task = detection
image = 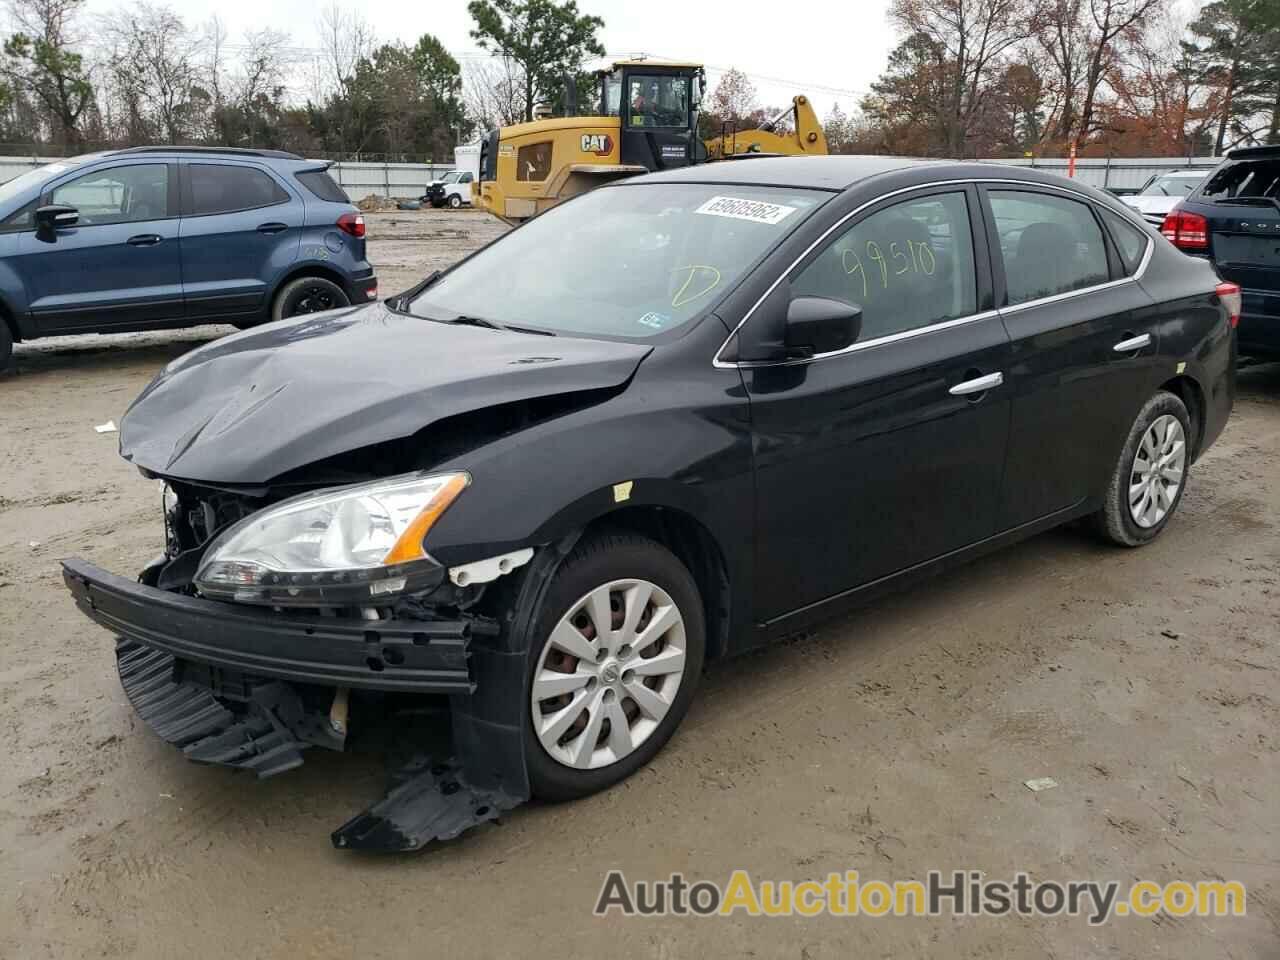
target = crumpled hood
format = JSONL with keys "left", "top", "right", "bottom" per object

{"left": 121, "top": 302, "right": 651, "bottom": 484}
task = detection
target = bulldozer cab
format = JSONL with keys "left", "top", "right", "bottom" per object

{"left": 598, "top": 61, "right": 705, "bottom": 171}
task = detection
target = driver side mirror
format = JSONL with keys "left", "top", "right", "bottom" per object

{"left": 35, "top": 204, "right": 78, "bottom": 243}
{"left": 784, "top": 296, "right": 862, "bottom": 359}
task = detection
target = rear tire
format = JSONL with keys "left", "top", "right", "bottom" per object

{"left": 524, "top": 534, "right": 705, "bottom": 801}
{"left": 271, "top": 276, "right": 350, "bottom": 322}
{"left": 1092, "top": 390, "right": 1192, "bottom": 546}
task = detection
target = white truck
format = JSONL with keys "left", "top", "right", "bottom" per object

{"left": 423, "top": 144, "right": 481, "bottom": 208}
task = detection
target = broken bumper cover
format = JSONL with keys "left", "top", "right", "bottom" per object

{"left": 62, "top": 558, "right": 474, "bottom": 694}
{"left": 63, "top": 557, "right": 532, "bottom": 852}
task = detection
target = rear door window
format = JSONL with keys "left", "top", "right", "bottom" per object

{"left": 987, "top": 191, "right": 1110, "bottom": 305}
{"left": 186, "top": 163, "right": 289, "bottom": 216}
{"left": 792, "top": 191, "right": 978, "bottom": 343}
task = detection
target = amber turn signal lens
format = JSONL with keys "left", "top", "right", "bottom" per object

{"left": 382, "top": 472, "right": 470, "bottom": 565}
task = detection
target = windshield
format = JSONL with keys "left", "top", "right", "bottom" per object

{"left": 441, "top": 171, "right": 461, "bottom": 184}
{"left": 1139, "top": 174, "right": 1201, "bottom": 197}
{"left": 628, "top": 74, "right": 690, "bottom": 128}
{"left": 410, "top": 182, "right": 829, "bottom": 340}
{"left": 0, "top": 159, "right": 86, "bottom": 207}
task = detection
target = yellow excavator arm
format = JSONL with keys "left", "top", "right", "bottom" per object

{"left": 704, "top": 95, "right": 828, "bottom": 160}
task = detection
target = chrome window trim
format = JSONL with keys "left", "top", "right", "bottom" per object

{"left": 730, "top": 310, "right": 1002, "bottom": 369}
{"left": 712, "top": 176, "right": 1156, "bottom": 370}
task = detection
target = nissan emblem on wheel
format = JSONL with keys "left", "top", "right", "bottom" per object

{"left": 61, "top": 156, "right": 1237, "bottom": 852}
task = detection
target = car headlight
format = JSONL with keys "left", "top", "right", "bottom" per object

{"left": 194, "top": 472, "right": 468, "bottom": 606}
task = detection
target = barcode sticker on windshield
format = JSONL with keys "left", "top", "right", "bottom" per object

{"left": 695, "top": 196, "right": 796, "bottom": 225}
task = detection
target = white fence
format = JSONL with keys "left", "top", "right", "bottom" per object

{"left": 0, "top": 155, "right": 455, "bottom": 200}
{"left": 978, "top": 156, "right": 1220, "bottom": 190}
{"left": 0, "top": 153, "right": 1224, "bottom": 200}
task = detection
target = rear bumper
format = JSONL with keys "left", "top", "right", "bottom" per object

{"left": 1238, "top": 289, "right": 1280, "bottom": 357}
{"left": 61, "top": 558, "right": 474, "bottom": 694}
{"left": 349, "top": 267, "right": 378, "bottom": 303}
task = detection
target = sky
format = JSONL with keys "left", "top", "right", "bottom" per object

{"left": 80, "top": 0, "right": 898, "bottom": 123}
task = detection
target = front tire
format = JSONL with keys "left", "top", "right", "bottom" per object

{"left": 1092, "top": 390, "right": 1192, "bottom": 546}
{"left": 0, "top": 323, "right": 12, "bottom": 372}
{"left": 447, "top": 194, "right": 463, "bottom": 209}
{"left": 524, "top": 534, "right": 705, "bottom": 801}
{"left": 271, "top": 276, "right": 350, "bottom": 322}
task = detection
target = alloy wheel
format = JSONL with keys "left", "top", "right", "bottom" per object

{"left": 293, "top": 285, "right": 336, "bottom": 315}
{"left": 1129, "top": 413, "right": 1186, "bottom": 528}
{"left": 531, "top": 578, "right": 687, "bottom": 770}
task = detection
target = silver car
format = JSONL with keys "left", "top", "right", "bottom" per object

{"left": 1121, "top": 170, "right": 1208, "bottom": 225}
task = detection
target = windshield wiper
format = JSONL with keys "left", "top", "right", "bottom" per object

{"left": 449, "top": 314, "right": 508, "bottom": 331}
{"left": 448, "top": 315, "right": 556, "bottom": 336}
{"left": 387, "top": 271, "right": 440, "bottom": 313}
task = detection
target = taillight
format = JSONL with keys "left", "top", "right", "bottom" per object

{"left": 336, "top": 212, "right": 365, "bottom": 238}
{"left": 1160, "top": 209, "right": 1208, "bottom": 250}
{"left": 1216, "top": 281, "right": 1241, "bottom": 328}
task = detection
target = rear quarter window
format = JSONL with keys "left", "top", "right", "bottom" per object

{"left": 296, "top": 169, "right": 350, "bottom": 204}
{"left": 1098, "top": 207, "right": 1150, "bottom": 275}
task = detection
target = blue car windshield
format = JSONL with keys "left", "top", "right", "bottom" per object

{"left": 0, "top": 158, "right": 92, "bottom": 209}
{"left": 409, "top": 182, "right": 830, "bottom": 341}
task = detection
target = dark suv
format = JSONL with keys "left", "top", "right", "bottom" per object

{"left": 1162, "top": 145, "right": 1280, "bottom": 359}
{"left": 0, "top": 146, "right": 377, "bottom": 369}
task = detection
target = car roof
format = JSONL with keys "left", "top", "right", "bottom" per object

{"left": 100, "top": 146, "right": 304, "bottom": 162}
{"left": 629, "top": 155, "right": 943, "bottom": 191}
{"left": 624, "top": 155, "right": 1124, "bottom": 197}
{"left": 1225, "top": 144, "right": 1280, "bottom": 160}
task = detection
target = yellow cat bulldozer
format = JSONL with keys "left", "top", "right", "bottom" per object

{"left": 473, "top": 59, "right": 828, "bottom": 224}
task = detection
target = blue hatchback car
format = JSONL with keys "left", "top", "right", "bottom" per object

{"left": 0, "top": 146, "right": 377, "bottom": 369}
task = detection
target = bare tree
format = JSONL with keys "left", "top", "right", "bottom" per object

{"left": 889, "top": 0, "right": 1033, "bottom": 157}
{"left": 202, "top": 14, "right": 227, "bottom": 116}
{"left": 313, "top": 1, "right": 374, "bottom": 151}
{"left": 101, "top": 3, "right": 204, "bottom": 144}
{"left": 1105, "top": 11, "right": 1215, "bottom": 154}
{"left": 462, "top": 57, "right": 525, "bottom": 130}
{"left": 315, "top": 1, "right": 374, "bottom": 100}
{"left": 707, "top": 68, "right": 760, "bottom": 124}
{"left": 1036, "top": 0, "right": 1163, "bottom": 146}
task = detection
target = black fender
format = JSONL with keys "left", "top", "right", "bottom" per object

{"left": 424, "top": 382, "right": 757, "bottom": 653}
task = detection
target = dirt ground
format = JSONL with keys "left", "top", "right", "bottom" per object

{"left": 1, "top": 210, "right": 1277, "bottom": 958}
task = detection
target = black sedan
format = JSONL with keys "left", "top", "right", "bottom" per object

{"left": 63, "top": 156, "right": 1237, "bottom": 851}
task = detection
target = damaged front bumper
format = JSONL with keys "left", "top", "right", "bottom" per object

{"left": 62, "top": 557, "right": 530, "bottom": 852}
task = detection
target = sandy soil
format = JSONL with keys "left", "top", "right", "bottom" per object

{"left": 1, "top": 210, "right": 1277, "bottom": 958}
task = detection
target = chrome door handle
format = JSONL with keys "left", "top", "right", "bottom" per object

{"left": 950, "top": 372, "right": 1004, "bottom": 396}
{"left": 1113, "top": 333, "right": 1151, "bottom": 352}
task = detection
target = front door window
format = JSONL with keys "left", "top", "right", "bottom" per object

{"left": 50, "top": 164, "right": 170, "bottom": 225}
{"left": 791, "top": 191, "right": 978, "bottom": 344}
